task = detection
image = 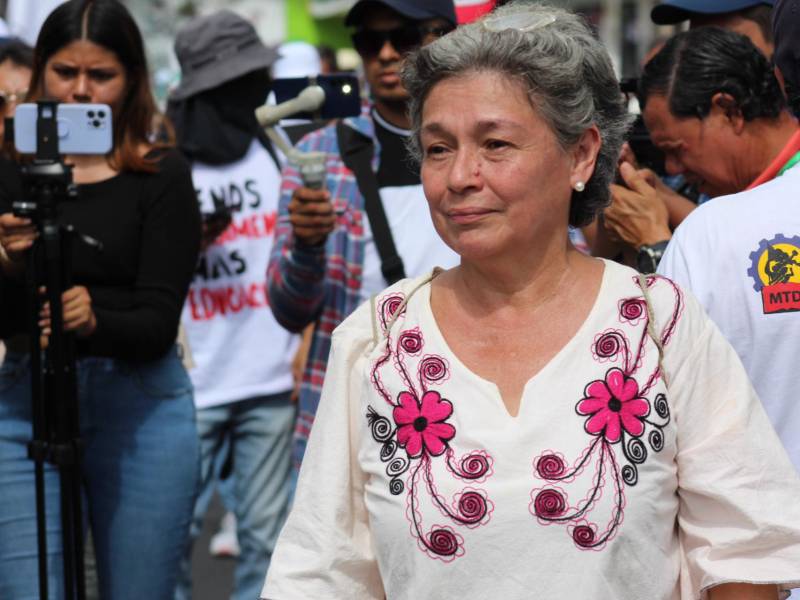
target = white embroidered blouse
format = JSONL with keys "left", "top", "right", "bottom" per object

{"left": 262, "top": 260, "right": 800, "bottom": 600}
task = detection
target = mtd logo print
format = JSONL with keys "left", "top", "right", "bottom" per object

{"left": 747, "top": 234, "right": 800, "bottom": 314}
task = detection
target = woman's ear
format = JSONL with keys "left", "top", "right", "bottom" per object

{"left": 571, "top": 124, "right": 601, "bottom": 188}
{"left": 709, "top": 92, "right": 745, "bottom": 134}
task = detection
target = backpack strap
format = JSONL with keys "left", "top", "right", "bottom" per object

{"left": 336, "top": 121, "right": 406, "bottom": 285}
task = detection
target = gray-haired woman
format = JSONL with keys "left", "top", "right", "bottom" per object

{"left": 260, "top": 4, "right": 800, "bottom": 599}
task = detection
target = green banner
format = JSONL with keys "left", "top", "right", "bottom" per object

{"left": 286, "top": 0, "right": 353, "bottom": 48}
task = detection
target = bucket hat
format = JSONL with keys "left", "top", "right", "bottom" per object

{"left": 171, "top": 10, "right": 278, "bottom": 101}
{"left": 651, "top": 0, "right": 773, "bottom": 24}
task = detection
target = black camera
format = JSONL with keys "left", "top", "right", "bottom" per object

{"left": 619, "top": 77, "right": 666, "bottom": 177}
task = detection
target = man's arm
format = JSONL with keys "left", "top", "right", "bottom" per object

{"left": 267, "top": 165, "right": 336, "bottom": 333}
{"left": 709, "top": 583, "right": 779, "bottom": 599}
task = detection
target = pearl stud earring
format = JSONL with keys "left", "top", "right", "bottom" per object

{"left": 574, "top": 181, "right": 585, "bottom": 192}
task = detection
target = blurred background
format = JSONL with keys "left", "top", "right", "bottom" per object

{"left": 0, "top": 0, "right": 677, "bottom": 104}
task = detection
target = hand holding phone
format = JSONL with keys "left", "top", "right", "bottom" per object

{"left": 287, "top": 186, "right": 336, "bottom": 246}
{"left": 605, "top": 162, "right": 671, "bottom": 249}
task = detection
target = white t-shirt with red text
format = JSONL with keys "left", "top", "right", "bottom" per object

{"left": 182, "top": 139, "right": 298, "bottom": 409}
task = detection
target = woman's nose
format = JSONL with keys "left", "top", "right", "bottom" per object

{"left": 71, "top": 74, "right": 91, "bottom": 102}
{"left": 447, "top": 148, "right": 482, "bottom": 193}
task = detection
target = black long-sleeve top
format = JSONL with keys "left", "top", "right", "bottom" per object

{"left": 0, "top": 149, "right": 201, "bottom": 362}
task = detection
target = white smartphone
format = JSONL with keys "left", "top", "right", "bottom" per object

{"left": 14, "top": 103, "right": 113, "bottom": 155}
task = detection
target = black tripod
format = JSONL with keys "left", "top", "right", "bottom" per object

{"left": 14, "top": 101, "right": 90, "bottom": 600}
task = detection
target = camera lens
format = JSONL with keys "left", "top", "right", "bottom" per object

{"left": 88, "top": 110, "right": 95, "bottom": 118}
{"left": 93, "top": 119, "right": 101, "bottom": 128}
{"left": 98, "top": 110, "right": 106, "bottom": 118}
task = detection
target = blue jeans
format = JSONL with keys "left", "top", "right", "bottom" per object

{"left": 175, "top": 393, "right": 295, "bottom": 600}
{"left": 0, "top": 348, "right": 200, "bottom": 600}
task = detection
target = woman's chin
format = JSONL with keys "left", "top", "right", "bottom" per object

{"left": 441, "top": 236, "right": 510, "bottom": 264}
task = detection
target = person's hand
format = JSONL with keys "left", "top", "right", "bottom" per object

{"left": 287, "top": 187, "right": 335, "bottom": 246}
{"left": 0, "top": 212, "right": 38, "bottom": 265}
{"left": 605, "top": 162, "right": 672, "bottom": 249}
{"left": 39, "top": 285, "right": 97, "bottom": 348}
{"left": 618, "top": 142, "right": 640, "bottom": 171}
{"left": 200, "top": 212, "right": 232, "bottom": 252}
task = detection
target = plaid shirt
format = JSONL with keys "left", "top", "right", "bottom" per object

{"left": 267, "top": 106, "right": 381, "bottom": 468}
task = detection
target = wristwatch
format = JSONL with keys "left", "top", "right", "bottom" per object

{"left": 636, "top": 240, "right": 670, "bottom": 274}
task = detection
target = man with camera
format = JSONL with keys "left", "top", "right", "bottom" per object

{"left": 600, "top": 0, "right": 778, "bottom": 270}
{"left": 655, "top": 6, "right": 800, "bottom": 475}
{"left": 266, "top": 0, "right": 460, "bottom": 470}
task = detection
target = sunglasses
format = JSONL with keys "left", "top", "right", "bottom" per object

{"left": 351, "top": 24, "right": 452, "bottom": 57}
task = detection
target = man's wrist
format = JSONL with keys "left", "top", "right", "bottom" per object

{"left": 636, "top": 239, "right": 670, "bottom": 274}
{"left": 637, "top": 225, "right": 672, "bottom": 248}
{"left": 294, "top": 234, "right": 328, "bottom": 250}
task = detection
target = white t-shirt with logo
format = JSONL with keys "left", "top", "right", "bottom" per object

{"left": 658, "top": 165, "right": 800, "bottom": 473}
{"left": 182, "top": 139, "right": 298, "bottom": 409}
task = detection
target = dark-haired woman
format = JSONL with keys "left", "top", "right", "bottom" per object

{"left": 0, "top": 1, "right": 201, "bottom": 598}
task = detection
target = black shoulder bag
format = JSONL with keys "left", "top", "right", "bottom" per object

{"left": 336, "top": 121, "right": 406, "bottom": 285}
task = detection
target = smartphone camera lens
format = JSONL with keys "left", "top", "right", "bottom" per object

{"left": 88, "top": 110, "right": 95, "bottom": 118}
{"left": 92, "top": 119, "right": 101, "bottom": 128}
{"left": 98, "top": 110, "right": 106, "bottom": 119}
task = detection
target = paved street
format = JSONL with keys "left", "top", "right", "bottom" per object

{"left": 191, "top": 493, "right": 236, "bottom": 600}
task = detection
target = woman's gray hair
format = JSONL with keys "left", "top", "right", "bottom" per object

{"left": 402, "top": 1, "right": 633, "bottom": 227}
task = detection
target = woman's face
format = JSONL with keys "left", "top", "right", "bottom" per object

{"left": 420, "top": 71, "right": 581, "bottom": 262}
{"left": 43, "top": 39, "right": 127, "bottom": 114}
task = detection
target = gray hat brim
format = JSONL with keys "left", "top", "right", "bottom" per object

{"left": 170, "top": 43, "right": 279, "bottom": 102}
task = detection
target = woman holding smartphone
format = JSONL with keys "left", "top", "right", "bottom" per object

{"left": 0, "top": 1, "right": 201, "bottom": 598}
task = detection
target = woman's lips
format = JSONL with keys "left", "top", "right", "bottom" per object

{"left": 447, "top": 208, "right": 494, "bottom": 224}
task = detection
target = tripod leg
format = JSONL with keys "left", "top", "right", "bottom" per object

{"left": 26, "top": 244, "right": 50, "bottom": 600}
{"left": 34, "top": 462, "right": 49, "bottom": 600}
{"left": 58, "top": 460, "right": 85, "bottom": 600}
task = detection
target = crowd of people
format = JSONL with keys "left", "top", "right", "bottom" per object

{"left": 0, "top": 0, "right": 800, "bottom": 598}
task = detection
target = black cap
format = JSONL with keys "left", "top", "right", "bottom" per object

{"left": 345, "top": 0, "right": 457, "bottom": 28}
{"left": 651, "top": 0, "right": 773, "bottom": 24}
{"left": 773, "top": 0, "right": 800, "bottom": 89}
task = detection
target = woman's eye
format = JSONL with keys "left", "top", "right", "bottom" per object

{"left": 89, "top": 70, "right": 116, "bottom": 82}
{"left": 425, "top": 144, "right": 449, "bottom": 158}
{"left": 53, "top": 66, "right": 78, "bottom": 78}
{"left": 485, "top": 139, "right": 510, "bottom": 150}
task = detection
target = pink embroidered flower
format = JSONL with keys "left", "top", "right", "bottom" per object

{"left": 394, "top": 390, "right": 455, "bottom": 457}
{"left": 577, "top": 368, "right": 649, "bottom": 443}
{"left": 618, "top": 298, "right": 646, "bottom": 325}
